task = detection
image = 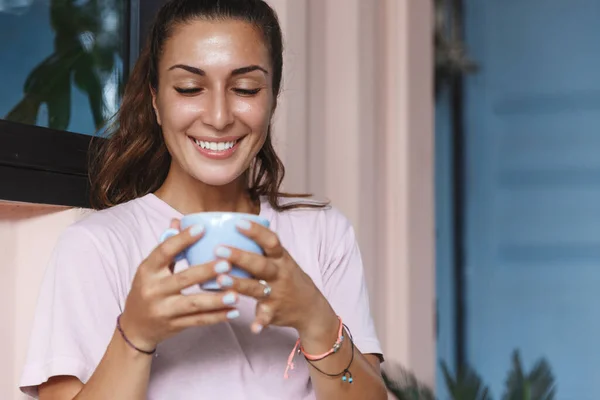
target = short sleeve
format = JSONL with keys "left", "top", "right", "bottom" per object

{"left": 19, "top": 225, "right": 122, "bottom": 398}
{"left": 321, "top": 211, "right": 384, "bottom": 360}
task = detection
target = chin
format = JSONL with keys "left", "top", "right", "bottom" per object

{"left": 189, "top": 167, "right": 247, "bottom": 188}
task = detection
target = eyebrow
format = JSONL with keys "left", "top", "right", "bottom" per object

{"left": 168, "top": 64, "right": 269, "bottom": 76}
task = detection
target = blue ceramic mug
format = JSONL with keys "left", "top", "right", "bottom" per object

{"left": 159, "top": 212, "right": 270, "bottom": 290}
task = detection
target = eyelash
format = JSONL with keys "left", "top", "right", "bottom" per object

{"left": 235, "top": 88, "right": 261, "bottom": 96}
{"left": 174, "top": 87, "right": 202, "bottom": 95}
{"left": 173, "top": 87, "right": 261, "bottom": 96}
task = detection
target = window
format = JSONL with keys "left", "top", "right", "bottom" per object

{"left": 0, "top": 0, "right": 141, "bottom": 207}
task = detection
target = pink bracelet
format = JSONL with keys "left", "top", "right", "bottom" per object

{"left": 284, "top": 316, "right": 344, "bottom": 379}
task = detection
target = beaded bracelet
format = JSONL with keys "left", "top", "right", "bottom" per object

{"left": 284, "top": 316, "right": 355, "bottom": 383}
{"left": 116, "top": 314, "right": 156, "bottom": 355}
{"left": 284, "top": 316, "right": 343, "bottom": 379}
{"left": 305, "top": 325, "right": 355, "bottom": 383}
{"left": 300, "top": 316, "right": 344, "bottom": 361}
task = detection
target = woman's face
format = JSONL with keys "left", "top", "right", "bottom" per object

{"left": 152, "top": 19, "right": 274, "bottom": 187}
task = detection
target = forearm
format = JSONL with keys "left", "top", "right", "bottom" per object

{"left": 298, "top": 313, "right": 387, "bottom": 400}
{"left": 73, "top": 330, "right": 152, "bottom": 400}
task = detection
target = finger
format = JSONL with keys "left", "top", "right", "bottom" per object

{"left": 214, "top": 246, "right": 278, "bottom": 280}
{"left": 146, "top": 223, "right": 205, "bottom": 271}
{"left": 169, "top": 218, "right": 181, "bottom": 230}
{"left": 167, "top": 290, "right": 239, "bottom": 317}
{"left": 235, "top": 220, "right": 285, "bottom": 258}
{"left": 170, "top": 308, "right": 241, "bottom": 330}
{"left": 162, "top": 260, "right": 231, "bottom": 294}
{"left": 251, "top": 302, "right": 273, "bottom": 334}
{"left": 167, "top": 219, "right": 182, "bottom": 273}
{"left": 220, "top": 276, "right": 272, "bottom": 300}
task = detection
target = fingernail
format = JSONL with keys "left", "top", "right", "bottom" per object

{"left": 227, "top": 310, "right": 240, "bottom": 319}
{"left": 252, "top": 323, "right": 264, "bottom": 334}
{"left": 222, "top": 293, "right": 237, "bottom": 305}
{"left": 214, "top": 261, "right": 230, "bottom": 274}
{"left": 215, "top": 246, "right": 232, "bottom": 258}
{"left": 190, "top": 224, "right": 204, "bottom": 236}
{"left": 218, "top": 275, "right": 234, "bottom": 288}
{"left": 236, "top": 219, "right": 252, "bottom": 230}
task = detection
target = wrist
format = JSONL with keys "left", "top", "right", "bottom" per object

{"left": 117, "top": 313, "right": 157, "bottom": 354}
{"left": 296, "top": 305, "right": 339, "bottom": 352}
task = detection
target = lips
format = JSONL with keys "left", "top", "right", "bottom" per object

{"left": 188, "top": 135, "right": 244, "bottom": 160}
{"left": 192, "top": 137, "right": 239, "bottom": 152}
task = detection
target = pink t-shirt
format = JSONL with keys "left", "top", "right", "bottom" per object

{"left": 20, "top": 194, "right": 382, "bottom": 399}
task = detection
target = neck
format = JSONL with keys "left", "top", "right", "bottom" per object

{"left": 154, "top": 165, "right": 259, "bottom": 215}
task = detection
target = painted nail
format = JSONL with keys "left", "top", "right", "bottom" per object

{"left": 190, "top": 224, "right": 204, "bottom": 236}
{"left": 222, "top": 293, "right": 237, "bottom": 305}
{"left": 214, "top": 261, "right": 230, "bottom": 274}
{"left": 227, "top": 310, "right": 240, "bottom": 319}
{"left": 251, "top": 323, "right": 264, "bottom": 334}
{"left": 219, "top": 275, "right": 234, "bottom": 288}
{"left": 215, "top": 246, "right": 232, "bottom": 258}
{"left": 236, "top": 219, "right": 252, "bottom": 230}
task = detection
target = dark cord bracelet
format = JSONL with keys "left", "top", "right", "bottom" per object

{"left": 116, "top": 314, "right": 156, "bottom": 355}
{"left": 304, "top": 324, "right": 355, "bottom": 383}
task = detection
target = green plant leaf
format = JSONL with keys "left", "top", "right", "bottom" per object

{"left": 4, "top": 96, "right": 42, "bottom": 126}
{"left": 5, "top": 48, "right": 79, "bottom": 125}
{"left": 46, "top": 74, "right": 71, "bottom": 130}
{"left": 441, "top": 361, "right": 492, "bottom": 400}
{"left": 502, "top": 350, "right": 556, "bottom": 400}
{"left": 527, "top": 360, "right": 556, "bottom": 400}
{"left": 382, "top": 364, "right": 436, "bottom": 400}
{"left": 5, "top": 0, "right": 126, "bottom": 131}
{"left": 74, "top": 54, "right": 106, "bottom": 129}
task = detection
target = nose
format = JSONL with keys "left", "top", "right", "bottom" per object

{"left": 201, "top": 89, "right": 235, "bottom": 131}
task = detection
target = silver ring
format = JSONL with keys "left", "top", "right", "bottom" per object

{"left": 258, "top": 280, "right": 272, "bottom": 298}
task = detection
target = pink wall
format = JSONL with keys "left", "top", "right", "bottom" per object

{"left": 0, "top": 1, "right": 435, "bottom": 398}
{"left": 270, "top": 0, "right": 436, "bottom": 385}
{"left": 0, "top": 203, "right": 89, "bottom": 399}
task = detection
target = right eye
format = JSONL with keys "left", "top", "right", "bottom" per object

{"left": 174, "top": 87, "right": 203, "bottom": 95}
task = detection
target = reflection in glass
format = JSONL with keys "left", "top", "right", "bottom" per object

{"left": 0, "top": 0, "right": 127, "bottom": 135}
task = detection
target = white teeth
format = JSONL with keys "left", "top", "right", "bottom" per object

{"left": 193, "top": 139, "right": 237, "bottom": 151}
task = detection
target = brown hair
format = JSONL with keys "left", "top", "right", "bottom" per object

{"left": 89, "top": 0, "right": 326, "bottom": 211}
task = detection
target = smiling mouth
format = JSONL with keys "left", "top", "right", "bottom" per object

{"left": 188, "top": 135, "right": 245, "bottom": 160}
{"left": 191, "top": 137, "right": 241, "bottom": 152}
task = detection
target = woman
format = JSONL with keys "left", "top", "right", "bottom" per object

{"left": 20, "top": 0, "right": 386, "bottom": 399}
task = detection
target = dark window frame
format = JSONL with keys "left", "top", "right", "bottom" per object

{"left": 0, "top": 0, "right": 160, "bottom": 208}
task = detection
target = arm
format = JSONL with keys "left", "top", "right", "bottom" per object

{"left": 39, "top": 331, "right": 152, "bottom": 400}
{"left": 217, "top": 217, "right": 387, "bottom": 400}
{"left": 297, "top": 301, "right": 387, "bottom": 400}
{"left": 29, "top": 221, "right": 237, "bottom": 400}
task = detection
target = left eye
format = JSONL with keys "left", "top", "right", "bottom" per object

{"left": 234, "top": 88, "right": 261, "bottom": 96}
{"left": 175, "top": 87, "right": 202, "bottom": 95}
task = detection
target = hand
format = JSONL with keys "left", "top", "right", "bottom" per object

{"left": 213, "top": 220, "right": 338, "bottom": 340}
{"left": 119, "top": 219, "right": 240, "bottom": 352}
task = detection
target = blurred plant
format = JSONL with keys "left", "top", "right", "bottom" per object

{"left": 5, "top": 0, "right": 124, "bottom": 131}
{"left": 383, "top": 363, "right": 436, "bottom": 400}
{"left": 441, "top": 361, "right": 491, "bottom": 400}
{"left": 434, "top": 0, "right": 478, "bottom": 97}
{"left": 501, "top": 351, "right": 556, "bottom": 400}
{"left": 383, "top": 350, "right": 556, "bottom": 400}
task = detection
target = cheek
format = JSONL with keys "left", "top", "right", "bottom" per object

{"left": 232, "top": 98, "right": 272, "bottom": 131}
{"left": 159, "top": 97, "right": 202, "bottom": 132}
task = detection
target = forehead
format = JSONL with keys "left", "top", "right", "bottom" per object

{"left": 161, "top": 19, "right": 270, "bottom": 70}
